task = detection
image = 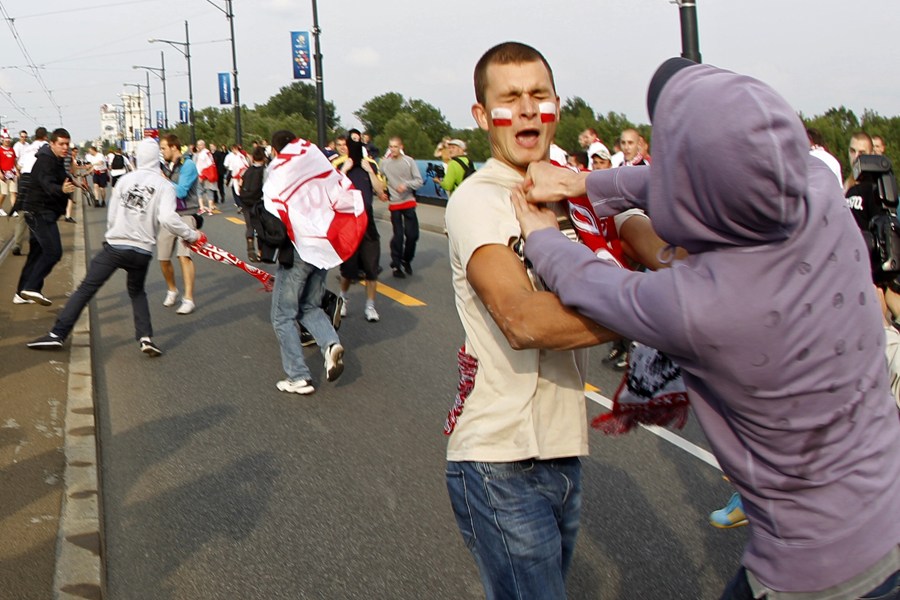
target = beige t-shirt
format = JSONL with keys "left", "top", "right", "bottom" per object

{"left": 444, "top": 158, "right": 589, "bottom": 462}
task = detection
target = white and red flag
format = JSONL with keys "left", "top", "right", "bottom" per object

{"left": 539, "top": 102, "right": 557, "bottom": 123}
{"left": 491, "top": 107, "right": 513, "bottom": 127}
{"left": 195, "top": 148, "right": 218, "bottom": 182}
{"left": 263, "top": 138, "right": 367, "bottom": 270}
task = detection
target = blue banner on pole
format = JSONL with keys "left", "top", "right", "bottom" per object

{"left": 218, "top": 72, "right": 232, "bottom": 105}
{"left": 156, "top": 110, "right": 164, "bottom": 128}
{"left": 179, "top": 101, "right": 188, "bottom": 124}
{"left": 291, "top": 31, "right": 311, "bottom": 80}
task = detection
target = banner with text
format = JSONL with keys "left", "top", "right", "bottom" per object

{"left": 291, "top": 31, "right": 311, "bottom": 80}
{"left": 156, "top": 110, "right": 164, "bottom": 129}
{"left": 179, "top": 101, "right": 188, "bottom": 124}
{"left": 218, "top": 72, "right": 232, "bottom": 105}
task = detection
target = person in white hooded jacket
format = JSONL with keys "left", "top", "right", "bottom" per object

{"left": 26, "top": 138, "right": 205, "bottom": 356}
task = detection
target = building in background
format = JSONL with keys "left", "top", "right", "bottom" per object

{"left": 120, "top": 91, "right": 145, "bottom": 155}
{"left": 99, "top": 103, "right": 121, "bottom": 149}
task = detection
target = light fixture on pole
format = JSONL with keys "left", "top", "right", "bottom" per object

{"left": 206, "top": 0, "right": 241, "bottom": 145}
{"left": 150, "top": 21, "right": 195, "bottom": 143}
{"left": 134, "top": 51, "right": 167, "bottom": 128}
{"left": 671, "top": 0, "right": 701, "bottom": 63}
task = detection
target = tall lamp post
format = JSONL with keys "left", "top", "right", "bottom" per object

{"left": 134, "top": 51, "right": 168, "bottom": 129}
{"left": 205, "top": 0, "right": 241, "bottom": 145}
{"left": 674, "top": 0, "right": 701, "bottom": 63}
{"left": 311, "top": 0, "right": 326, "bottom": 147}
{"left": 150, "top": 21, "right": 195, "bottom": 144}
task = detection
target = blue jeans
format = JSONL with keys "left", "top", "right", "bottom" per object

{"left": 719, "top": 567, "right": 900, "bottom": 600}
{"left": 52, "top": 244, "right": 152, "bottom": 341}
{"left": 271, "top": 249, "right": 340, "bottom": 382}
{"left": 389, "top": 207, "right": 418, "bottom": 268}
{"left": 18, "top": 210, "right": 63, "bottom": 293}
{"left": 446, "top": 457, "right": 582, "bottom": 600}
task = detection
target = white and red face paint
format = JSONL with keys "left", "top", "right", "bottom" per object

{"left": 491, "top": 107, "right": 513, "bottom": 127}
{"left": 539, "top": 102, "right": 557, "bottom": 123}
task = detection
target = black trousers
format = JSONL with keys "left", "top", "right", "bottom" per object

{"left": 389, "top": 207, "right": 419, "bottom": 268}
{"left": 51, "top": 243, "right": 153, "bottom": 341}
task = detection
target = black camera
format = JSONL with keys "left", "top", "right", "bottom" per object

{"left": 853, "top": 154, "right": 900, "bottom": 283}
{"left": 425, "top": 162, "right": 445, "bottom": 180}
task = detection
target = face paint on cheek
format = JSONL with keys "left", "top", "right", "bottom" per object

{"left": 539, "top": 102, "right": 557, "bottom": 123}
{"left": 491, "top": 108, "right": 513, "bottom": 127}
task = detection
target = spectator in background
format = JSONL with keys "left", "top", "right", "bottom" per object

{"left": 194, "top": 140, "right": 218, "bottom": 215}
{"left": 873, "top": 135, "right": 886, "bottom": 156}
{"left": 0, "top": 131, "right": 17, "bottom": 217}
{"left": 589, "top": 144, "right": 613, "bottom": 170}
{"left": 223, "top": 144, "right": 248, "bottom": 209}
{"left": 844, "top": 131, "right": 873, "bottom": 194}
{"left": 211, "top": 142, "right": 227, "bottom": 204}
{"left": 86, "top": 146, "right": 109, "bottom": 207}
{"left": 439, "top": 139, "right": 475, "bottom": 195}
{"left": 238, "top": 145, "right": 267, "bottom": 262}
{"left": 806, "top": 127, "right": 842, "bottom": 187}
{"left": 381, "top": 135, "right": 424, "bottom": 278}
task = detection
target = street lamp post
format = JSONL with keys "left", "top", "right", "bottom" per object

{"left": 311, "top": 0, "right": 326, "bottom": 147}
{"left": 150, "top": 20, "right": 195, "bottom": 144}
{"left": 206, "top": 0, "right": 242, "bottom": 145}
{"left": 134, "top": 51, "right": 168, "bottom": 129}
{"left": 674, "top": 0, "right": 702, "bottom": 63}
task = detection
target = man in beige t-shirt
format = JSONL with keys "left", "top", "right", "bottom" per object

{"left": 443, "top": 42, "right": 616, "bottom": 600}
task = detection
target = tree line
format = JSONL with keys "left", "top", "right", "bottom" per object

{"left": 163, "top": 81, "right": 898, "bottom": 176}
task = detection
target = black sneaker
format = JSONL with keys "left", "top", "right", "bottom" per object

{"left": 64, "top": 216, "right": 76, "bottom": 223}
{"left": 401, "top": 261, "right": 412, "bottom": 275}
{"left": 392, "top": 267, "right": 406, "bottom": 279}
{"left": 299, "top": 327, "right": 316, "bottom": 347}
{"left": 27, "top": 332, "right": 63, "bottom": 350}
{"left": 11, "top": 246, "right": 21, "bottom": 256}
{"left": 140, "top": 338, "right": 162, "bottom": 357}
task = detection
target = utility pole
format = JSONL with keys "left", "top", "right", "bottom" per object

{"left": 150, "top": 21, "right": 194, "bottom": 143}
{"left": 311, "top": 0, "right": 326, "bottom": 147}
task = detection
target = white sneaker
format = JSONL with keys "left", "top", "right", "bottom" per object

{"left": 13, "top": 293, "right": 35, "bottom": 305}
{"left": 325, "top": 343, "right": 344, "bottom": 382}
{"left": 0, "top": 209, "right": 7, "bottom": 217}
{"left": 340, "top": 298, "right": 348, "bottom": 317}
{"left": 276, "top": 378, "right": 315, "bottom": 395}
{"left": 364, "top": 305, "right": 380, "bottom": 322}
{"left": 176, "top": 299, "right": 195, "bottom": 315}
{"left": 163, "top": 290, "right": 179, "bottom": 307}
{"left": 20, "top": 290, "right": 52, "bottom": 305}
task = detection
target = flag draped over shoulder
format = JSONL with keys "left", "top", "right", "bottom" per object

{"left": 196, "top": 148, "right": 218, "bottom": 182}
{"left": 262, "top": 138, "right": 367, "bottom": 269}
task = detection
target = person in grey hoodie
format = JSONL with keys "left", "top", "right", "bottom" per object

{"left": 513, "top": 59, "right": 900, "bottom": 599}
{"left": 27, "top": 138, "right": 204, "bottom": 356}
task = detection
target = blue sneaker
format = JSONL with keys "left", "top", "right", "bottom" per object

{"left": 709, "top": 492, "right": 748, "bottom": 528}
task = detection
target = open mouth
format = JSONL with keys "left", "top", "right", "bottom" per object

{"left": 515, "top": 128, "right": 540, "bottom": 148}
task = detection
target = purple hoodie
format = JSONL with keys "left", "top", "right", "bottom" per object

{"left": 525, "top": 63, "right": 900, "bottom": 592}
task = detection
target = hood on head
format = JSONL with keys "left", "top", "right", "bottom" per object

{"left": 646, "top": 62, "right": 809, "bottom": 253}
{"left": 136, "top": 139, "right": 160, "bottom": 170}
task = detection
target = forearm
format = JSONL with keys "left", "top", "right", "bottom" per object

{"left": 586, "top": 166, "right": 651, "bottom": 216}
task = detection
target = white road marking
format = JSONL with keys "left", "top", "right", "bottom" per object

{"left": 585, "top": 390, "right": 722, "bottom": 471}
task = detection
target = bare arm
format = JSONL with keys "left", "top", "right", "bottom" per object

{"left": 618, "top": 215, "right": 688, "bottom": 270}
{"left": 466, "top": 243, "right": 617, "bottom": 351}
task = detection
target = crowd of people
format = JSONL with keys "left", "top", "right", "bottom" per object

{"left": 6, "top": 38, "right": 900, "bottom": 600}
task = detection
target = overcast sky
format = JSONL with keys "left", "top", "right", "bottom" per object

{"left": 1, "top": 0, "right": 898, "bottom": 145}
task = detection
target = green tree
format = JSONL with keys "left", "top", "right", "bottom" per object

{"left": 354, "top": 92, "right": 404, "bottom": 137}
{"left": 255, "top": 81, "right": 338, "bottom": 133}
{"left": 375, "top": 113, "right": 434, "bottom": 159}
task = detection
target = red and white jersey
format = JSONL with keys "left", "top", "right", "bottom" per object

{"left": 0, "top": 146, "right": 16, "bottom": 174}
{"left": 263, "top": 137, "right": 367, "bottom": 270}
{"left": 195, "top": 148, "right": 217, "bottom": 182}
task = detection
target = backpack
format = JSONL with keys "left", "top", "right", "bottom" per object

{"left": 111, "top": 154, "right": 125, "bottom": 170}
{"left": 248, "top": 202, "right": 292, "bottom": 266}
{"left": 452, "top": 156, "right": 476, "bottom": 181}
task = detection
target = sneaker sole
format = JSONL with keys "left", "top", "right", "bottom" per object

{"left": 276, "top": 381, "right": 315, "bottom": 395}
{"left": 20, "top": 291, "right": 52, "bottom": 306}
{"left": 27, "top": 342, "right": 63, "bottom": 350}
{"left": 325, "top": 346, "right": 344, "bottom": 382}
{"left": 142, "top": 347, "right": 162, "bottom": 357}
{"left": 709, "top": 518, "right": 748, "bottom": 529}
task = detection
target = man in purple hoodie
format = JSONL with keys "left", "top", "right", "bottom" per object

{"left": 513, "top": 59, "right": 900, "bottom": 598}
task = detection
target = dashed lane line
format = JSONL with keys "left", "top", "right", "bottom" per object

{"left": 225, "top": 217, "right": 245, "bottom": 225}
{"left": 360, "top": 280, "right": 426, "bottom": 307}
{"left": 584, "top": 387, "right": 722, "bottom": 472}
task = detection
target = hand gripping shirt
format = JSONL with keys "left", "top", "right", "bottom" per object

{"left": 444, "top": 158, "right": 588, "bottom": 463}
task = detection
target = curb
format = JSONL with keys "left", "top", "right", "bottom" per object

{"left": 53, "top": 203, "right": 103, "bottom": 600}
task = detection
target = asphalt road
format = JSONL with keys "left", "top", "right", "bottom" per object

{"left": 82, "top": 201, "right": 747, "bottom": 599}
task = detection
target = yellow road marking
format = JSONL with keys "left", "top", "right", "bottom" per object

{"left": 585, "top": 383, "right": 600, "bottom": 393}
{"left": 225, "top": 217, "right": 244, "bottom": 225}
{"left": 361, "top": 280, "right": 426, "bottom": 307}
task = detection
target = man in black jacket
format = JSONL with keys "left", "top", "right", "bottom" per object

{"left": 15, "top": 128, "right": 76, "bottom": 306}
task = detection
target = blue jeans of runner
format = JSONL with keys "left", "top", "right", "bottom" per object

{"left": 51, "top": 244, "right": 153, "bottom": 341}
{"left": 446, "top": 457, "right": 582, "bottom": 600}
{"left": 271, "top": 249, "right": 340, "bottom": 382}
{"left": 389, "top": 207, "right": 419, "bottom": 269}
{"left": 18, "top": 210, "right": 63, "bottom": 294}
{"left": 719, "top": 567, "right": 900, "bottom": 600}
